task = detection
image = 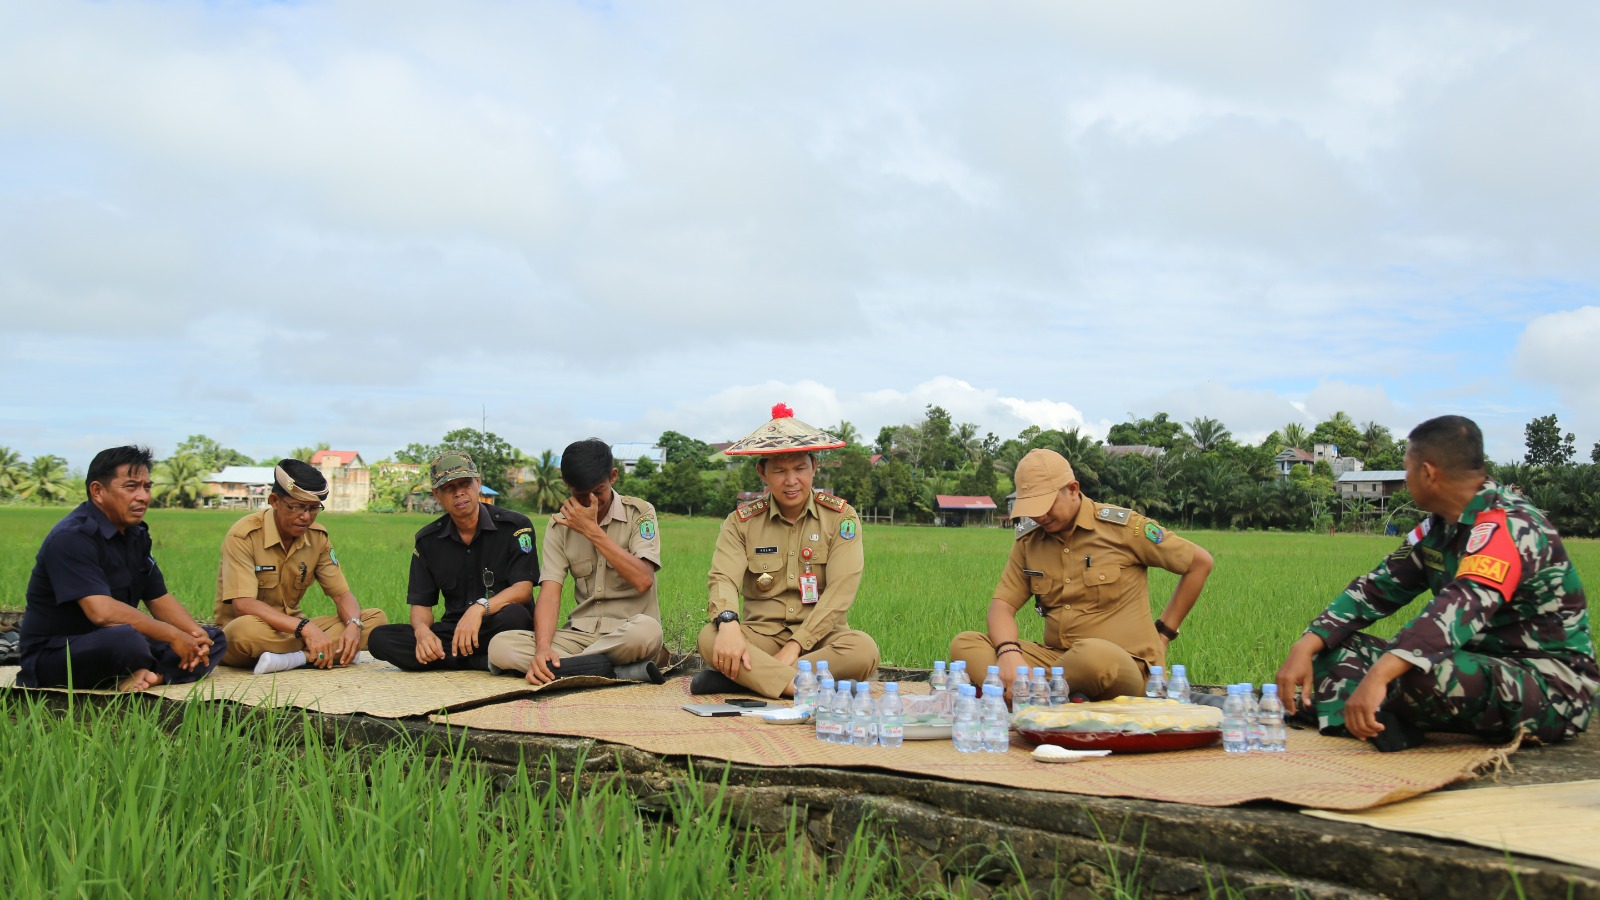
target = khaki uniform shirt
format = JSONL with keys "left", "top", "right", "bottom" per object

{"left": 995, "top": 497, "right": 1197, "bottom": 668}
{"left": 708, "top": 491, "right": 864, "bottom": 652}
{"left": 541, "top": 492, "right": 661, "bottom": 633}
{"left": 214, "top": 508, "right": 351, "bottom": 625}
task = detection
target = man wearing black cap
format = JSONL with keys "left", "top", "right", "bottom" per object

{"left": 367, "top": 451, "right": 536, "bottom": 671}
{"left": 214, "top": 459, "right": 390, "bottom": 674}
{"left": 18, "top": 445, "right": 225, "bottom": 691}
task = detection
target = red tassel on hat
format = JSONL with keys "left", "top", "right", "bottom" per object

{"left": 771, "top": 403, "right": 794, "bottom": 418}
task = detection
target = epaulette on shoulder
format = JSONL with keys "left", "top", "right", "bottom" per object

{"left": 815, "top": 491, "right": 847, "bottom": 512}
{"left": 736, "top": 498, "right": 769, "bottom": 522}
{"left": 621, "top": 494, "right": 655, "bottom": 514}
{"left": 1094, "top": 505, "right": 1131, "bottom": 526}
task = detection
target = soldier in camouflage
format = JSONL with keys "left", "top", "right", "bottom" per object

{"left": 1276, "top": 415, "right": 1597, "bottom": 747}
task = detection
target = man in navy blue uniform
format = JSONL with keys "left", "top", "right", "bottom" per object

{"left": 18, "top": 445, "right": 225, "bottom": 691}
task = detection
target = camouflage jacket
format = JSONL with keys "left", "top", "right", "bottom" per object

{"left": 1308, "top": 480, "right": 1597, "bottom": 688}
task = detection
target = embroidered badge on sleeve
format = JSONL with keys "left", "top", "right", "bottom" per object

{"left": 1454, "top": 510, "right": 1522, "bottom": 600}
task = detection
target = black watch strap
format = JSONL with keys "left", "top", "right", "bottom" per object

{"left": 1154, "top": 619, "right": 1179, "bottom": 640}
{"left": 713, "top": 610, "right": 740, "bottom": 626}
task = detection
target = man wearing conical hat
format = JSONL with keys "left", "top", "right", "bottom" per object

{"left": 214, "top": 459, "right": 390, "bottom": 674}
{"left": 695, "top": 404, "right": 879, "bottom": 697}
{"left": 950, "top": 448, "right": 1214, "bottom": 703}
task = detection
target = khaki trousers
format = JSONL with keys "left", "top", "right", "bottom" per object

{"left": 948, "top": 631, "right": 1146, "bottom": 701}
{"left": 220, "top": 608, "right": 389, "bottom": 668}
{"left": 486, "top": 615, "right": 664, "bottom": 675}
{"left": 696, "top": 623, "right": 879, "bottom": 699}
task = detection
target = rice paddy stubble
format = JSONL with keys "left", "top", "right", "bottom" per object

{"left": 1, "top": 507, "right": 1595, "bottom": 685}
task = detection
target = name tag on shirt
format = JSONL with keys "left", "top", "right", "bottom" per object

{"left": 1022, "top": 569, "right": 1044, "bottom": 577}
{"left": 255, "top": 565, "right": 276, "bottom": 572}
{"left": 755, "top": 546, "right": 779, "bottom": 555}
{"left": 800, "top": 572, "right": 819, "bottom": 604}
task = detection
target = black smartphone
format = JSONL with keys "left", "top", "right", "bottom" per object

{"left": 726, "top": 699, "right": 767, "bottom": 708}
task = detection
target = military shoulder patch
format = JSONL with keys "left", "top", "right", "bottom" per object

{"left": 1454, "top": 509, "right": 1522, "bottom": 600}
{"left": 1096, "top": 506, "right": 1131, "bottom": 525}
{"left": 736, "top": 498, "right": 769, "bottom": 522}
{"left": 815, "top": 492, "right": 847, "bottom": 512}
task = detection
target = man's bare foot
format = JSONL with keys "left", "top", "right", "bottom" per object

{"left": 117, "top": 669, "right": 165, "bottom": 692}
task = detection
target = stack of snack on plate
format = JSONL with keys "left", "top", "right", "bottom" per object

{"left": 1012, "top": 696, "right": 1223, "bottom": 753}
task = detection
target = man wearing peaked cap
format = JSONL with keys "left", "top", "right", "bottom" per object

{"left": 950, "top": 448, "right": 1214, "bottom": 703}
{"left": 367, "top": 451, "right": 536, "bottom": 671}
{"left": 695, "top": 404, "right": 879, "bottom": 698}
{"left": 214, "top": 459, "right": 389, "bottom": 674}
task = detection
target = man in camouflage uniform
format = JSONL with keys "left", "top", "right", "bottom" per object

{"left": 1276, "top": 415, "right": 1597, "bottom": 747}
{"left": 695, "top": 404, "right": 879, "bottom": 698}
{"left": 950, "top": 448, "right": 1214, "bottom": 702}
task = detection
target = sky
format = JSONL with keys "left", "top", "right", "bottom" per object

{"left": 4, "top": 0, "right": 1599, "bottom": 472}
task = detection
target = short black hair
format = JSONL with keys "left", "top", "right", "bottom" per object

{"left": 756, "top": 451, "right": 815, "bottom": 473}
{"left": 271, "top": 458, "right": 328, "bottom": 497}
{"left": 86, "top": 446, "right": 154, "bottom": 499}
{"left": 561, "top": 439, "right": 615, "bottom": 490}
{"left": 1407, "top": 415, "right": 1485, "bottom": 475}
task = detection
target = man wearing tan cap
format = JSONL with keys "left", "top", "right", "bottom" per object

{"left": 950, "top": 448, "right": 1214, "bottom": 702}
{"left": 366, "top": 451, "right": 536, "bottom": 671}
{"left": 695, "top": 403, "right": 879, "bottom": 698}
{"left": 215, "top": 459, "right": 389, "bottom": 674}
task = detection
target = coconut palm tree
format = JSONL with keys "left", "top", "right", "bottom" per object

{"left": 154, "top": 453, "right": 209, "bottom": 508}
{"left": 288, "top": 443, "right": 329, "bottom": 463}
{"left": 1185, "top": 416, "right": 1231, "bottom": 453}
{"left": 18, "top": 455, "right": 74, "bottom": 504}
{"left": 1277, "top": 423, "right": 1310, "bottom": 452}
{"left": 0, "top": 446, "right": 25, "bottom": 497}
{"left": 527, "top": 450, "right": 565, "bottom": 513}
{"left": 1045, "top": 428, "right": 1107, "bottom": 492}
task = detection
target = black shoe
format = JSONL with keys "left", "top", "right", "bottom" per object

{"left": 615, "top": 660, "right": 664, "bottom": 684}
{"left": 1370, "top": 709, "right": 1427, "bottom": 753}
{"left": 690, "top": 669, "right": 745, "bottom": 695}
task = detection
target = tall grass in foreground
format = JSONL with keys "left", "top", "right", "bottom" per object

{"left": 0, "top": 693, "right": 911, "bottom": 899}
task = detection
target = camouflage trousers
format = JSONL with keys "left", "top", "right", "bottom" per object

{"left": 1312, "top": 632, "right": 1593, "bottom": 744}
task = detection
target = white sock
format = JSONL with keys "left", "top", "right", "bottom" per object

{"left": 254, "top": 650, "right": 308, "bottom": 675}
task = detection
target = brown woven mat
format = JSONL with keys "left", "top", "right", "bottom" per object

{"left": 434, "top": 677, "right": 1517, "bottom": 810}
{"left": 1, "top": 655, "right": 689, "bottom": 718}
{"left": 1303, "top": 779, "right": 1600, "bottom": 868}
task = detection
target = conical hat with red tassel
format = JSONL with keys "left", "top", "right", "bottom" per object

{"left": 724, "top": 403, "right": 847, "bottom": 456}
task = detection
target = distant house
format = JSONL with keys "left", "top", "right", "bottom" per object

{"left": 204, "top": 466, "right": 275, "bottom": 509}
{"left": 1104, "top": 444, "right": 1165, "bottom": 459}
{"left": 407, "top": 482, "right": 498, "bottom": 515}
{"left": 1315, "top": 443, "right": 1364, "bottom": 477}
{"left": 611, "top": 442, "right": 667, "bottom": 475}
{"left": 1274, "top": 448, "right": 1314, "bottom": 478}
{"left": 1337, "top": 471, "right": 1407, "bottom": 504}
{"left": 308, "top": 450, "right": 371, "bottom": 512}
{"left": 937, "top": 494, "right": 998, "bottom": 527}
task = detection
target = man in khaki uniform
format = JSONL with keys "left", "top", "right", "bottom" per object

{"left": 216, "top": 459, "right": 388, "bottom": 674}
{"left": 695, "top": 404, "right": 879, "bottom": 698}
{"left": 951, "top": 448, "right": 1214, "bottom": 701}
{"left": 488, "top": 439, "right": 665, "bottom": 684}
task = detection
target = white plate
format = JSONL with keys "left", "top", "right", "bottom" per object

{"left": 904, "top": 723, "right": 954, "bottom": 741}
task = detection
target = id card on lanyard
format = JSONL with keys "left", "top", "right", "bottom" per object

{"left": 800, "top": 547, "right": 819, "bottom": 604}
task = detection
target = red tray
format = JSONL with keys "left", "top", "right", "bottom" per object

{"left": 1017, "top": 729, "right": 1221, "bottom": 754}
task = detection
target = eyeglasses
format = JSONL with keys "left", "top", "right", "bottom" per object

{"left": 283, "top": 501, "right": 324, "bottom": 516}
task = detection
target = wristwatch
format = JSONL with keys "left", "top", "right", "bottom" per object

{"left": 347, "top": 617, "right": 364, "bottom": 630}
{"left": 474, "top": 597, "right": 491, "bottom": 613}
{"left": 713, "top": 609, "right": 740, "bottom": 626}
{"left": 1154, "top": 619, "right": 1180, "bottom": 640}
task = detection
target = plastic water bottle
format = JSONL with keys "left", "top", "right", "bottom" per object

{"left": 1030, "top": 668, "right": 1050, "bottom": 709}
{"left": 1257, "top": 685, "right": 1287, "bottom": 753}
{"left": 830, "top": 680, "right": 853, "bottom": 744}
{"left": 1048, "top": 667, "right": 1069, "bottom": 706}
{"left": 851, "top": 682, "right": 876, "bottom": 747}
{"left": 1012, "top": 666, "right": 1032, "bottom": 708}
{"left": 981, "top": 684, "right": 1011, "bottom": 753}
{"left": 1145, "top": 665, "right": 1167, "bottom": 699}
{"left": 951, "top": 660, "right": 969, "bottom": 690}
{"left": 1222, "top": 685, "right": 1248, "bottom": 753}
{"left": 815, "top": 669, "right": 836, "bottom": 742}
{"left": 1240, "top": 683, "right": 1262, "bottom": 751}
{"left": 930, "top": 660, "right": 948, "bottom": 695}
{"left": 952, "top": 685, "right": 982, "bottom": 752}
{"left": 878, "top": 683, "right": 904, "bottom": 748}
{"left": 815, "top": 660, "right": 830, "bottom": 684}
{"left": 1167, "top": 664, "right": 1191, "bottom": 704}
{"left": 983, "top": 664, "right": 1004, "bottom": 699}
{"left": 794, "top": 661, "right": 818, "bottom": 715}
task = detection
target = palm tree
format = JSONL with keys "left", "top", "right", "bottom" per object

{"left": 1277, "top": 423, "right": 1310, "bottom": 452}
{"left": 1357, "top": 421, "right": 1393, "bottom": 459}
{"left": 154, "top": 453, "right": 209, "bottom": 508}
{"left": 827, "top": 421, "right": 861, "bottom": 446}
{"left": 0, "top": 446, "right": 25, "bottom": 497}
{"left": 527, "top": 450, "right": 564, "bottom": 513}
{"left": 18, "top": 455, "right": 74, "bottom": 504}
{"left": 1191, "top": 456, "right": 1243, "bottom": 528}
{"left": 1185, "top": 416, "right": 1231, "bottom": 453}
{"left": 288, "top": 442, "right": 329, "bottom": 463}
{"left": 1101, "top": 453, "right": 1167, "bottom": 516}
{"left": 1045, "top": 428, "right": 1107, "bottom": 492}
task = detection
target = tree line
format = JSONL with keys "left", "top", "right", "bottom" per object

{"left": 5, "top": 412, "right": 1597, "bottom": 538}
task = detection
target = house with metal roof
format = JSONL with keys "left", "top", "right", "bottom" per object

{"left": 204, "top": 466, "right": 275, "bottom": 509}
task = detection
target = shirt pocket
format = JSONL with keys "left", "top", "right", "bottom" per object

{"left": 256, "top": 569, "right": 282, "bottom": 592}
{"left": 746, "top": 553, "right": 784, "bottom": 599}
{"left": 570, "top": 556, "right": 596, "bottom": 595}
{"left": 1086, "top": 564, "right": 1124, "bottom": 602}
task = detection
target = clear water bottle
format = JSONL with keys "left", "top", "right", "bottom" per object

{"left": 930, "top": 660, "right": 948, "bottom": 694}
{"left": 815, "top": 660, "right": 830, "bottom": 683}
{"left": 815, "top": 669, "right": 836, "bottom": 742}
{"left": 981, "top": 684, "right": 1011, "bottom": 753}
{"left": 851, "top": 682, "right": 876, "bottom": 747}
{"left": 1167, "top": 664, "right": 1191, "bottom": 704}
{"left": 1257, "top": 685, "right": 1287, "bottom": 753}
{"left": 794, "top": 661, "right": 818, "bottom": 715}
{"left": 1048, "top": 667, "right": 1069, "bottom": 706}
{"left": 983, "top": 664, "right": 1004, "bottom": 700}
{"left": 930, "top": 661, "right": 950, "bottom": 716}
{"left": 1222, "top": 684, "right": 1248, "bottom": 753}
{"left": 878, "top": 683, "right": 904, "bottom": 748}
{"left": 1145, "top": 665, "right": 1167, "bottom": 699}
{"left": 952, "top": 685, "right": 982, "bottom": 752}
{"left": 829, "top": 680, "right": 853, "bottom": 744}
{"left": 1029, "top": 668, "right": 1050, "bottom": 709}
{"left": 1241, "top": 683, "right": 1262, "bottom": 751}
{"left": 950, "top": 660, "right": 969, "bottom": 690}
{"left": 1012, "top": 665, "right": 1032, "bottom": 708}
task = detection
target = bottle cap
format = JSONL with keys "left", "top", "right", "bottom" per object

{"left": 1033, "top": 667, "right": 1046, "bottom": 676}
{"left": 886, "top": 682, "right": 899, "bottom": 693}
{"left": 798, "top": 660, "right": 812, "bottom": 671}
{"left": 857, "top": 682, "right": 870, "bottom": 694}
{"left": 933, "top": 660, "right": 946, "bottom": 671}
{"left": 1263, "top": 684, "right": 1278, "bottom": 694}
{"left": 1051, "top": 666, "right": 1064, "bottom": 675}
{"left": 838, "top": 680, "right": 851, "bottom": 691}
{"left": 1172, "top": 664, "right": 1187, "bottom": 675}
{"left": 817, "top": 660, "right": 830, "bottom": 670}
{"left": 1150, "top": 665, "right": 1164, "bottom": 675}
{"left": 987, "top": 665, "right": 1000, "bottom": 674}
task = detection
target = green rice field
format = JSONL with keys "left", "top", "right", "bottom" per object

{"left": 3, "top": 505, "right": 1596, "bottom": 686}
